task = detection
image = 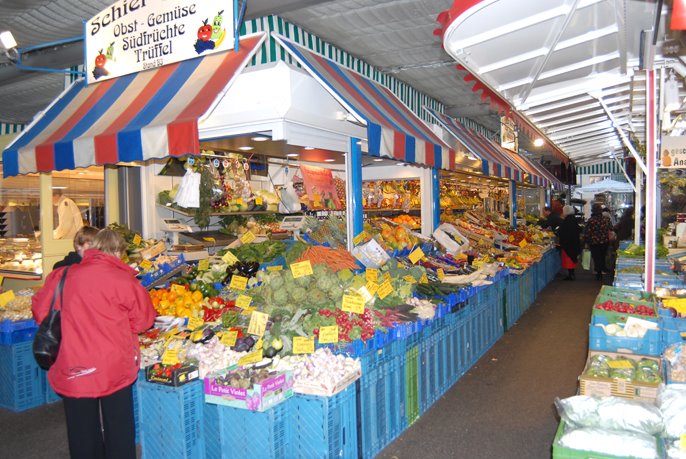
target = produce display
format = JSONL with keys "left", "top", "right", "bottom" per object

{"left": 593, "top": 300, "right": 657, "bottom": 317}
{"left": 664, "top": 343, "right": 686, "bottom": 383}
{"left": 0, "top": 291, "right": 33, "bottom": 322}
{"left": 619, "top": 242, "right": 669, "bottom": 259}
{"left": 583, "top": 354, "right": 662, "bottom": 384}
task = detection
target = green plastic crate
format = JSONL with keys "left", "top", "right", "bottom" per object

{"left": 405, "top": 346, "right": 419, "bottom": 426}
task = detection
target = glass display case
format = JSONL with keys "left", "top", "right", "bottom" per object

{"left": 0, "top": 237, "right": 42, "bottom": 279}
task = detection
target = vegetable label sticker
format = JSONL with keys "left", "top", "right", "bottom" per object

{"left": 236, "top": 295, "right": 252, "bottom": 309}
{"left": 238, "top": 351, "right": 263, "bottom": 367}
{"left": 267, "top": 265, "right": 283, "bottom": 272}
{"left": 187, "top": 317, "right": 204, "bottom": 330}
{"left": 229, "top": 275, "right": 249, "bottom": 291}
{"left": 247, "top": 311, "right": 269, "bottom": 337}
{"left": 0, "top": 290, "right": 16, "bottom": 308}
{"left": 161, "top": 349, "right": 180, "bottom": 366}
{"left": 240, "top": 231, "right": 256, "bottom": 245}
{"left": 198, "top": 259, "right": 210, "bottom": 271}
{"left": 220, "top": 330, "right": 238, "bottom": 347}
{"left": 291, "top": 260, "right": 313, "bottom": 278}
{"left": 353, "top": 231, "right": 367, "bottom": 246}
{"left": 366, "top": 268, "right": 379, "bottom": 282}
{"left": 377, "top": 281, "right": 394, "bottom": 300}
{"left": 132, "top": 234, "right": 142, "bottom": 246}
{"left": 139, "top": 259, "right": 153, "bottom": 270}
{"left": 408, "top": 247, "right": 424, "bottom": 264}
{"left": 318, "top": 325, "right": 339, "bottom": 344}
{"left": 293, "top": 337, "right": 315, "bottom": 354}
{"left": 222, "top": 251, "right": 240, "bottom": 265}
{"left": 341, "top": 293, "right": 365, "bottom": 314}
{"left": 437, "top": 269, "right": 445, "bottom": 280}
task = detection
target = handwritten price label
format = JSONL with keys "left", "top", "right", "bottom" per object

{"left": 247, "top": 311, "right": 269, "bottom": 337}
{"left": 607, "top": 360, "right": 634, "bottom": 369}
{"left": 240, "top": 231, "right": 256, "bottom": 244}
{"left": 365, "top": 281, "right": 379, "bottom": 296}
{"left": 366, "top": 268, "right": 379, "bottom": 282}
{"left": 238, "top": 351, "right": 262, "bottom": 367}
{"left": 267, "top": 265, "right": 283, "bottom": 272}
{"left": 419, "top": 274, "right": 429, "bottom": 284}
{"left": 255, "top": 197, "right": 263, "bottom": 206}
{"left": 384, "top": 272, "right": 392, "bottom": 283}
{"left": 519, "top": 239, "right": 528, "bottom": 248}
{"left": 236, "top": 295, "right": 252, "bottom": 309}
{"left": 318, "top": 326, "right": 339, "bottom": 344}
{"left": 222, "top": 251, "right": 239, "bottom": 265}
{"left": 229, "top": 275, "right": 248, "bottom": 291}
{"left": 353, "top": 231, "right": 367, "bottom": 246}
{"left": 341, "top": 293, "right": 365, "bottom": 314}
{"left": 377, "top": 281, "right": 394, "bottom": 300}
{"left": 132, "top": 234, "right": 142, "bottom": 245}
{"left": 292, "top": 337, "right": 315, "bottom": 354}
{"left": 187, "top": 317, "right": 204, "bottom": 330}
{"left": 403, "top": 275, "right": 417, "bottom": 284}
{"left": 139, "top": 259, "right": 153, "bottom": 270}
{"left": 408, "top": 247, "right": 424, "bottom": 264}
{"left": 291, "top": 260, "right": 313, "bottom": 278}
{"left": 161, "top": 349, "right": 179, "bottom": 366}
{"left": 221, "top": 331, "right": 238, "bottom": 347}
{"left": 0, "top": 290, "right": 15, "bottom": 308}
{"left": 198, "top": 259, "right": 210, "bottom": 271}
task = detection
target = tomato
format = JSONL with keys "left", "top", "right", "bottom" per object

{"left": 94, "top": 51, "right": 106, "bottom": 69}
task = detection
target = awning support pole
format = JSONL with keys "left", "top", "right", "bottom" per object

{"left": 644, "top": 69, "right": 657, "bottom": 292}
{"left": 592, "top": 95, "right": 648, "bottom": 175}
{"left": 610, "top": 154, "right": 637, "bottom": 192}
{"left": 431, "top": 167, "right": 440, "bottom": 232}
{"left": 509, "top": 180, "right": 517, "bottom": 228}
{"left": 346, "top": 137, "right": 364, "bottom": 252}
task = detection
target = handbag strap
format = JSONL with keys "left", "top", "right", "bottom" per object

{"left": 48, "top": 267, "right": 70, "bottom": 312}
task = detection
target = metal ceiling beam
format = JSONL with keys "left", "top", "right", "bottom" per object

{"left": 528, "top": 95, "right": 630, "bottom": 122}
{"left": 549, "top": 126, "right": 616, "bottom": 142}
{"left": 535, "top": 104, "right": 630, "bottom": 128}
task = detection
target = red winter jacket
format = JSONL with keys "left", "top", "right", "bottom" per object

{"left": 32, "top": 249, "right": 155, "bottom": 398}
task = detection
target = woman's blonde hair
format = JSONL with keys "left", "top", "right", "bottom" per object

{"left": 74, "top": 226, "right": 99, "bottom": 250}
{"left": 93, "top": 228, "right": 127, "bottom": 256}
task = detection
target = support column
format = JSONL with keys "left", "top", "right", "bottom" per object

{"left": 509, "top": 180, "right": 517, "bottom": 228}
{"left": 644, "top": 70, "right": 657, "bottom": 292}
{"left": 346, "top": 137, "right": 364, "bottom": 251}
{"left": 635, "top": 162, "right": 642, "bottom": 245}
{"left": 431, "top": 167, "right": 440, "bottom": 232}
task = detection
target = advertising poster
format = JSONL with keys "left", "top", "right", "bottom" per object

{"left": 299, "top": 165, "right": 342, "bottom": 210}
{"left": 660, "top": 136, "right": 686, "bottom": 168}
{"left": 85, "top": 0, "right": 234, "bottom": 84}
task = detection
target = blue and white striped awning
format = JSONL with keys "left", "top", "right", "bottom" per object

{"left": 577, "top": 161, "right": 624, "bottom": 176}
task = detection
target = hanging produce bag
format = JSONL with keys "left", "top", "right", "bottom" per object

{"left": 174, "top": 169, "right": 201, "bottom": 208}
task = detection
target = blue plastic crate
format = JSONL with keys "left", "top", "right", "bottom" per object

{"left": 292, "top": 384, "right": 358, "bottom": 459}
{"left": 0, "top": 342, "right": 44, "bottom": 412}
{"left": 40, "top": 371, "right": 61, "bottom": 404}
{"left": 0, "top": 326, "right": 37, "bottom": 345}
{"left": 204, "top": 399, "right": 292, "bottom": 459}
{"left": 589, "top": 316, "right": 662, "bottom": 356}
{"left": 139, "top": 380, "right": 204, "bottom": 459}
{"left": 358, "top": 359, "right": 392, "bottom": 459}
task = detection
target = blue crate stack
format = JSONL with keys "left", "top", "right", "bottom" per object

{"left": 0, "top": 341, "right": 44, "bottom": 412}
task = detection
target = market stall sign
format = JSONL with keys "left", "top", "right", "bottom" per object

{"left": 238, "top": 351, "right": 262, "bottom": 366}
{"left": 519, "top": 240, "right": 528, "bottom": 248}
{"left": 290, "top": 261, "right": 313, "bottom": 278}
{"left": 220, "top": 330, "right": 238, "bottom": 347}
{"left": 0, "top": 290, "right": 14, "bottom": 307}
{"left": 247, "top": 311, "right": 269, "bottom": 337}
{"left": 222, "top": 251, "right": 239, "bottom": 265}
{"left": 229, "top": 275, "right": 248, "bottom": 291}
{"left": 235, "top": 294, "right": 252, "bottom": 309}
{"left": 365, "top": 281, "right": 379, "bottom": 296}
{"left": 318, "top": 325, "right": 339, "bottom": 344}
{"left": 255, "top": 197, "right": 263, "bottom": 206}
{"left": 85, "top": 0, "right": 235, "bottom": 84}
{"left": 266, "top": 265, "right": 283, "bottom": 272}
{"left": 240, "top": 231, "right": 256, "bottom": 244}
{"left": 409, "top": 247, "right": 424, "bottom": 264}
{"left": 292, "top": 336, "right": 315, "bottom": 354}
{"left": 661, "top": 136, "right": 686, "bottom": 168}
{"left": 341, "top": 293, "right": 365, "bottom": 314}
{"left": 132, "top": 234, "right": 142, "bottom": 245}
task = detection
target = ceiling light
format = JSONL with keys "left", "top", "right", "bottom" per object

{"left": 304, "top": 146, "right": 315, "bottom": 150}
{"left": 51, "top": 186, "right": 68, "bottom": 190}
{"left": 239, "top": 146, "right": 253, "bottom": 151}
{"left": 251, "top": 136, "right": 269, "bottom": 142}
{"left": 373, "top": 158, "right": 384, "bottom": 162}
{"left": 76, "top": 171, "right": 86, "bottom": 175}
{"left": 533, "top": 138, "right": 545, "bottom": 147}
{"left": 0, "top": 31, "right": 17, "bottom": 51}
{"left": 324, "top": 158, "right": 335, "bottom": 162}
{"left": 287, "top": 153, "right": 299, "bottom": 158}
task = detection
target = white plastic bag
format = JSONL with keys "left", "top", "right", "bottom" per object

{"left": 174, "top": 169, "right": 200, "bottom": 208}
{"left": 555, "top": 395, "right": 663, "bottom": 435}
{"left": 352, "top": 239, "right": 390, "bottom": 268}
{"left": 557, "top": 426, "right": 658, "bottom": 459}
{"left": 278, "top": 183, "right": 301, "bottom": 214}
{"left": 658, "top": 384, "right": 686, "bottom": 438}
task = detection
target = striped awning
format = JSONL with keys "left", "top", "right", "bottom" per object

{"left": 425, "top": 107, "right": 524, "bottom": 180}
{"left": 577, "top": 161, "right": 624, "bottom": 176}
{"left": 273, "top": 35, "right": 456, "bottom": 170}
{"left": 2, "top": 34, "right": 266, "bottom": 177}
{"left": 520, "top": 155, "right": 565, "bottom": 190}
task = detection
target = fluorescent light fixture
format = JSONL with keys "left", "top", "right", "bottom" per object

{"left": 533, "top": 138, "right": 545, "bottom": 147}
{"left": 373, "top": 158, "right": 384, "bottom": 162}
{"left": 286, "top": 153, "right": 299, "bottom": 158}
{"left": 304, "top": 146, "right": 315, "bottom": 150}
{"left": 239, "top": 146, "right": 253, "bottom": 151}
{"left": 251, "top": 136, "right": 269, "bottom": 142}
{"left": 0, "top": 31, "right": 17, "bottom": 50}
{"left": 51, "top": 186, "right": 68, "bottom": 190}
{"left": 324, "top": 158, "right": 335, "bottom": 162}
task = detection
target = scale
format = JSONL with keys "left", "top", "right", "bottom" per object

{"left": 161, "top": 218, "right": 192, "bottom": 246}
{"left": 161, "top": 218, "right": 210, "bottom": 262}
{"left": 280, "top": 215, "right": 307, "bottom": 235}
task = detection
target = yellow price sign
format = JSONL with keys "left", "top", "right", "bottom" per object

{"left": 247, "top": 311, "right": 269, "bottom": 337}
{"left": 229, "top": 275, "right": 248, "bottom": 291}
{"left": 292, "top": 336, "right": 315, "bottom": 354}
{"left": 0, "top": 275, "right": 4, "bottom": 285}
{"left": 318, "top": 326, "right": 339, "bottom": 344}
{"left": 222, "top": 251, "right": 239, "bottom": 265}
{"left": 419, "top": 274, "right": 429, "bottom": 284}
{"left": 190, "top": 330, "right": 204, "bottom": 342}
{"left": 341, "top": 293, "right": 365, "bottom": 314}
{"left": 240, "top": 231, "right": 256, "bottom": 244}
{"left": 132, "top": 234, "right": 142, "bottom": 245}
{"left": 291, "top": 260, "right": 313, "bottom": 278}
{"left": 187, "top": 317, "right": 204, "bottom": 330}
{"left": 366, "top": 268, "right": 379, "bottom": 282}
{"left": 408, "top": 247, "right": 425, "bottom": 264}
{"left": 140, "top": 259, "right": 153, "bottom": 271}
{"left": 198, "top": 259, "right": 210, "bottom": 271}
{"left": 365, "top": 281, "right": 379, "bottom": 296}
{"left": 255, "top": 196, "right": 263, "bottom": 206}
{"left": 236, "top": 198, "right": 244, "bottom": 205}
{"left": 255, "top": 337, "right": 263, "bottom": 351}
{"left": 403, "top": 275, "right": 417, "bottom": 284}
{"left": 238, "top": 351, "right": 263, "bottom": 367}
{"left": 519, "top": 239, "right": 528, "bottom": 248}
{"left": 267, "top": 265, "right": 283, "bottom": 272}
{"left": 236, "top": 295, "right": 252, "bottom": 309}
{"left": 607, "top": 360, "right": 634, "bottom": 369}
{"left": 353, "top": 231, "right": 367, "bottom": 246}
{"left": 161, "top": 349, "right": 179, "bottom": 366}
{"left": 221, "top": 331, "right": 238, "bottom": 347}
{"left": 0, "top": 290, "right": 15, "bottom": 308}
{"left": 508, "top": 235, "right": 514, "bottom": 242}
{"left": 240, "top": 307, "right": 256, "bottom": 316}
{"left": 377, "top": 281, "right": 394, "bottom": 300}
{"left": 681, "top": 434, "right": 686, "bottom": 451}
{"left": 384, "top": 272, "right": 392, "bottom": 283}
{"left": 437, "top": 269, "right": 445, "bottom": 280}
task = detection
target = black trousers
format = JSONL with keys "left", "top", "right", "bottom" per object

{"left": 590, "top": 243, "right": 608, "bottom": 274}
{"left": 61, "top": 384, "right": 136, "bottom": 459}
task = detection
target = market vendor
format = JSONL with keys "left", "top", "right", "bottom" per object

{"left": 541, "top": 206, "right": 563, "bottom": 232}
{"left": 52, "top": 189, "right": 84, "bottom": 239}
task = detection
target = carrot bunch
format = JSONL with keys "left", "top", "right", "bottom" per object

{"left": 297, "top": 245, "right": 360, "bottom": 271}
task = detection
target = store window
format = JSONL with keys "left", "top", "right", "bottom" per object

{"left": 51, "top": 167, "right": 105, "bottom": 237}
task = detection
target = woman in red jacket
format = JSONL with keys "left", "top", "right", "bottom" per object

{"left": 32, "top": 228, "right": 155, "bottom": 459}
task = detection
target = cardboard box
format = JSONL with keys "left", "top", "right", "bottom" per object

{"left": 204, "top": 370, "right": 293, "bottom": 411}
{"left": 293, "top": 368, "right": 361, "bottom": 397}
{"left": 145, "top": 364, "right": 200, "bottom": 386}
{"left": 578, "top": 350, "right": 662, "bottom": 402}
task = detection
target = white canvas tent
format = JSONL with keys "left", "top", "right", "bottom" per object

{"left": 575, "top": 178, "right": 634, "bottom": 194}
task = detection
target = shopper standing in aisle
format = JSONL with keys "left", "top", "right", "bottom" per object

{"left": 52, "top": 225, "right": 99, "bottom": 269}
{"left": 583, "top": 203, "right": 613, "bottom": 281}
{"left": 558, "top": 205, "right": 582, "bottom": 280}
{"left": 32, "top": 228, "right": 155, "bottom": 459}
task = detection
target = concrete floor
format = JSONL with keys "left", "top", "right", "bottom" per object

{"left": 0, "top": 268, "right": 603, "bottom": 459}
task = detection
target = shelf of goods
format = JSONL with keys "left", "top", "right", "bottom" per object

{"left": 1, "top": 217, "right": 562, "bottom": 459}
{"left": 551, "top": 255, "right": 686, "bottom": 459}
{"left": 0, "top": 238, "right": 42, "bottom": 280}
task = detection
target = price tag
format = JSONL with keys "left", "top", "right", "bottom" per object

{"left": 680, "top": 434, "right": 686, "bottom": 451}
{"left": 318, "top": 325, "right": 339, "bottom": 344}
{"left": 238, "top": 351, "right": 263, "bottom": 367}
{"left": 384, "top": 272, "right": 392, "bottom": 283}
{"left": 419, "top": 274, "right": 429, "bottom": 284}
{"left": 0, "top": 290, "right": 14, "bottom": 308}
{"left": 161, "top": 327, "right": 179, "bottom": 340}
{"left": 247, "top": 311, "right": 269, "bottom": 337}
{"left": 0, "top": 275, "right": 5, "bottom": 285}
{"left": 607, "top": 360, "right": 634, "bottom": 369}
{"left": 519, "top": 239, "right": 528, "bottom": 248}
{"left": 221, "top": 330, "right": 238, "bottom": 347}
{"left": 408, "top": 247, "right": 424, "bottom": 264}
{"left": 365, "top": 281, "right": 379, "bottom": 296}
{"left": 437, "top": 269, "right": 445, "bottom": 280}
{"left": 236, "top": 295, "right": 252, "bottom": 309}
{"left": 229, "top": 275, "right": 248, "bottom": 291}
{"left": 240, "top": 231, "right": 256, "bottom": 244}
{"left": 190, "top": 330, "right": 204, "bottom": 342}
{"left": 255, "top": 196, "right": 263, "bottom": 206}
{"left": 241, "top": 307, "right": 256, "bottom": 316}
{"left": 366, "top": 268, "right": 379, "bottom": 282}
{"left": 508, "top": 235, "right": 514, "bottom": 242}
{"left": 161, "top": 349, "right": 179, "bottom": 365}
{"left": 139, "top": 259, "right": 153, "bottom": 270}
{"left": 377, "top": 281, "right": 394, "bottom": 300}
{"left": 291, "top": 260, "right": 313, "bottom": 278}
{"left": 132, "top": 234, "right": 142, "bottom": 245}
{"left": 292, "top": 337, "right": 315, "bottom": 354}
{"left": 267, "top": 265, "right": 283, "bottom": 272}
{"left": 198, "top": 259, "right": 210, "bottom": 271}
{"left": 187, "top": 317, "right": 204, "bottom": 330}
{"left": 403, "top": 275, "right": 417, "bottom": 284}
{"left": 341, "top": 293, "right": 365, "bottom": 314}
{"left": 236, "top": 198, "right": 244, "bottom": 205}
{"left": 222, "top": 251, "right": 239, "bottom": 265}
{"left": 255, "top": 337, "right": 263, "bottom": 351}
{"left": 353, "top": 231, "right": 367, "bottom": 246}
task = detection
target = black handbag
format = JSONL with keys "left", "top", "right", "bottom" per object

{"left": 33, "top": 267, "right": 69, "bottom": 370}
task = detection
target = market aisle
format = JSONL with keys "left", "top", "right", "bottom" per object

{"left": 378, "top": 269, "right": 606, "bottom": 459}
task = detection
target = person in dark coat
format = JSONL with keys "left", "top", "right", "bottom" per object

{"left": 614, "top": 206, "right": 634, "bottom": 241}
{"left": 584, "top": 203, "right": 613, "bottom": 280}
{"left": 52, "top": 226, "right": 99, "bottom": 269}
{"left": 558, "top": 205, "right": 582, "bottom": 280}
{"left": 541, "top": 206, "right": 563, "bottom": 232}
